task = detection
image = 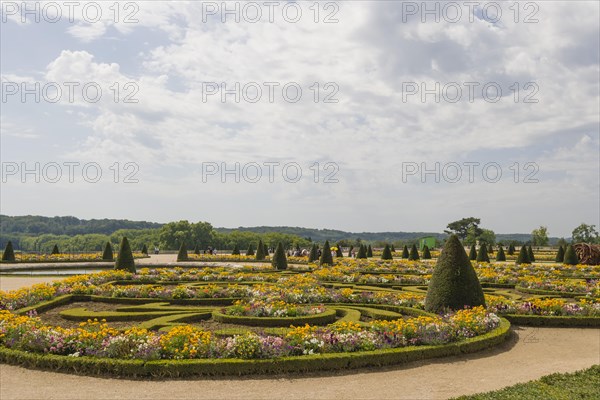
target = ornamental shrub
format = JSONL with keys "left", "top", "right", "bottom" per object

{"left": 347, "top": 245, "right": 353, "bottom": 257}
{"left": 356, "top": 244, "right": 367, "bottom": 259}
{"left": 2, "top": 241, "right": 15, "bottom": 262}
{"left": 555, "top": 245, "right": 565, "bottom": 263}
{"left": 232, "top": 244, "right": 240, "bottom": 255}
{"left": 263, "top": 243, "right": 269, "bottom": 256}
{"left": 381, "top": 244, "right": 393, "bottom": 260}
{"left": 256, "top": 240, "right": 266, "bottom": 261}
{"left": 115, "top": 237, "right": 136, "bottom": 273}
{"left": 425, "top": 234, "right": 486, "bottom": 313}
{"left": 51, "top": 245, "right": 60, "bottom": 255}
{"left": 309, "top": 244, "right": 319, "bottom": 262}
{"left": 527, "top": 246, "right": 535, "bottom": 262}
{"left": 563, "top": 244, "right": 579, "bottom": 265}
{"left": 272, "top": 242, "right": 288, "bottom": 270}
{"left": 422, "top": 245, "right": 432, "bottom": 259}
{"left": 402, "top": 245, "right": 409, "bottom": 259}
{"left": 246, "top": 244, "right": 255, "bottom": 256}
{"left": 516, "top": 245, "right": 530, "bottom": 264}
{"left": 408, "top": 244, "right": 420, "bottom": 261}
{"left": 476, "top": 243, "right": 490, "bottom": 262}
{"left": 141, "top": 244, "right": 148, "bottom": 255}
{"left": 320, "top": 240, "right": 334, "bottom": 265}
{"left": 391, "top": 245, "right": 396, "bottom": 252}
{"left": 336, "top": 244, "right": 344, "bottom": 258}
{"left": 496, "top": 245, "right": 506, "bottom": 261}
{"left": 177, "top": 241, "right": 188, "bottom": 262}
{"left": 507, "top": 243, "right": 515, "bottom": 255}
{"left": 367, "top": 245, "right": 373, "bottom": 258}
{"left": 469, "top": 245, "right": 477, "bottom": 260}
{"left": 102, "top": 242, "right": 114, "bottom": 261}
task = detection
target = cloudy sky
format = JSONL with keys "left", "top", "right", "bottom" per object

{"left": 1, "top": 1, "right": 598, "bottom": 237}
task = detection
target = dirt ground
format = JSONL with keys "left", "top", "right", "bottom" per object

{"left": 1, "top": 277, "right": 599, "bottom": 400}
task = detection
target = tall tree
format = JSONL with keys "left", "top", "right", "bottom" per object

{"left": 445, "top": 217, "right": 482, "bottom": 240}
{"left": 572, "top": 224, "right": 600, "bottom": 244}
{"left": 531, "top": 226, "right": 549, "bottom": 246}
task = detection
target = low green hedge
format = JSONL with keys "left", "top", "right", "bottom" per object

{"left": 0, "top": 319, "right": 511, "bottom": 378}
{"left": 514, "top": 286, "right": 586, "bottom": 298}
{"left": 504, "top": 314, "right": 600, "bottom": 327}
{"left": 212, "top": 308, "right": 338, "bottom": 327}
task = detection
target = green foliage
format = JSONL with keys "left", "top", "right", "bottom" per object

{"left": 232, "top": 244, "right": 240, "bottom": 255}
{"left": 102, "top": 242, "right": 113, "bottom": 261}
{"left": 496, "top": 245, "right": 506, "bottom": 262}
{"left": 408, "top": 244, "right": 420, "bottom": 261}
{"left": 246, "top": 244, "right": 255, "bottom": 256}
{"left": 476, "top": 243, "right": 490, "bottom": 263}
{"left": 554, "top": 245, "right": 565, "bottom": 262}
{"left": 176, "top": 242, "right": 188, "bottom": 262}
{"left": 531, "top": 226, "right": 549, "bottom": 246}
{"left": 263, "top": 243, "right": 269, "bottom": 256}
{"left": 2, "top": 241, "right": 15, "bottom": 262}
{"left": 507, "top": 243, "right": 515, "bottom": 255}
{"left": 422, "top": 245, "right": 432, "bottom": 259}
{"left": 320, "top": 240, "right": 334, "bottom": 265}
{"left": 193, "top": 244, "right": 200, "bottom": 255}
{"left": 563, "top": 244, "right": 579, "bottom": 265}
{"left": 271, "top": 242, "right": 288, "bottom": 270}
{"left": 159, "top": 220, "right": 214, "bottom": 251}
{"left": 255, "top": 240, "right": 266, "bottom": 261}
{"left": 381, "top": 244, "right": 393, "bottom": 260}
{"left": 527, "top": 246, "right": 535, "bottom": 262}
{"left": 347, "top": 245, "right": 353, "bottom": 257}
{"left": 391, "top": 245, "right": 396, "bottom": 252}
{"left": 114, "top": 237, "right": 136, "bottom": 273}
{"left": 425, "top": 235, "right": 486, "bottom": 313}
{"left": 571, "top": 223, "right": 600, "bottom": 244}
{"left": 367, "top": 245, "right": 373, "bottom": 258}
{"left": 469, "top": 245, "right": 477, "bottom": 260}
{"left": 335, "top": 243, "right": 343, "bottom": 258}
{"left": 402, "top": 245, "right": 409, "bottom": 259}
{"left": 445, "top": 217, "right": 482, "bottom": 240}
{"left": 308, "top": 244, "right": 319, "bottom": 262}
{"left": 356, "top": 244, "right": 367, "bottom": 259}
{"left": 515, "top": 246, "right": 531, "bottom": 265}
{"left": 141, "top": 244, "right": 148, "bottom": 255}
{"left": 51, "top": 244, "right": 60, "bottom": 255}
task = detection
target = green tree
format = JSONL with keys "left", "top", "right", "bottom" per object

{"left": 445, "top": 217, "right": 482, "bottom": 240}
{"left": 102, "top": 242, "right": 114, "bottom": 261}
{"left": 476, "top": 243, "right": 490, "bottom": 262}
{"left": 115, "top": 237, "right": 135, "bottom": 273}
{"left": 347, "top": 245, "right": 354, "bottom": 257}
{"left": 2, "top": 241, "right": 15, "bottom": 262}
{"left": 555, "top": 245, "right": 565, "bottom": 263}
{"left": 409, "top": 244, "right": 420, "bottom": 261}
{"left": 255, "top": 240, "right": 266, "bottom": 261}
{"left": 402, "top": 245, "right": 409, "bottom": 259}
{"left": 51, "top": 244, "right": 60, "bottom": 255}
{"left": 367, "top": 244, "right": 373, "bottom": 258}
{"left": 308, "top": 244, "right": 319, "bottom": 262}
{"left": 391, "top": 244, "right": 396, "bottom": 252}
{"left": 507, "top": 243, "right": 515, "bottom": 255}
{"left": 572, "top": 224, "right": 600, "bottom": 244}
{"left": 356, "top": 244, "right": 367, "bottom": 259}
{"left": 563, "top": 244, "right": 579, "bottom": 265}
{"left": 531, "top": 226, "right": 549, "bottom": 246}
{"left": 193, "top": 244, "right": 200, "bottom": 255}
{"left": 469, "top": 245, "right": 477, "bottom": 261}
{"left": 422, "top": 245, "right": 432, "bottom": 259}
{"left": 527, "top": 245, "right": 535, "bottom": 262}
{"left": 516, "top": 246, "right": 531, "bottom": 265}
{"left": 335, "top": 243, "right": 344, "bottom": 258}
{"left": 381, "top": 244, "right": 393, "bottom": 260}
{"left": 246, "top": 244, "right": 255, "bottom": 256}
{"left": 232, "top": 244, "right": 240, "bottom": 255}
{"left": 320, "top": 240, "right": 334, "bottom": 265}
{"left": 425, "top": 235, "right": 486, "bottom": 313}
{"left": 272, "top": 242, "right": 288, "bottom": 270}
{"left": 496, "top": 245, "right": 506, "bottom": 261}
{"left": 177, "top": 241, "right": 188, "bottom": 262}
{"left": 141, "top": 244, "right": 148, "bottom": 255}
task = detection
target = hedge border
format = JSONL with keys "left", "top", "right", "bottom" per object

{"left": 504, "top": 314, "right": 600, "bottom": 327}
{"left": 212, "top": 308, "right": 338, "bottom": 327}
{"left": 514, "top": 286, "right": 588, "bottom": 298}
{"left": 0, "top": 319, "right": 511, "bottom": 378}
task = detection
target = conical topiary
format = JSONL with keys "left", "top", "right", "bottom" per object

{"left": 141, "top": 244, "right": 148, "bottom": 255}
{"left": 272, "top": 242, "right": 288, "bottom": 270}
{"left": 367, "top": 245, "right": 373, "bottom": 258}
{"left": 356, "top": 244, "right": 367, "bottom": 259}
{"left": 347, "top": 246, "right": 353, "bottom": 257}
{"left": 177, "top": 241, "right": 188, "bottom": 261}
{"left": 320, "top": 240, "right": 334, "bottom": 265}
{"left": 476, "top": 243, "right": 490, "bottom": 263}
{"left": 402, "top": 245, "right": 409, "bottom": 259}
{"left": 263, "top": 243, "right": 269, "bottom": 256}
{"left": 381, "top": 244, "right": 393, "bottom": 260}
{"left": 516, "top": 245, "right": 530, "bottom": 264}
{"left": 335, "top": 244, "right": 343, "bottom": 258}
{"left": 51, "top": 244, "right": 60, "bottom": 255}
{"left": 409, "top": 244, "right": 420, "bottom": 261}
{"left": 425, "top": 235, "right": 486, "bottom": 313}
{"left": 488, "top": 245, "right": 494, "bottom": 254}
{"left": 563, "top": 244, "right": 578, "bottom": 265}
{"left": 308, "top": 244, "right": 319, "bottom": 263}
{"left": 102, "top": 242, "right": 114, "bottom": 261}
{"left": 496, "top": 245, "right": 506, "bottom": 261}
{"left": 246, "top": 244, "right": 255, "bottom": 256}
{"left": 232, "top": 244, "right": 240, "bottom": 255}
{"left": 115, "top": 237, "right": 135, "bottom": 273}
{"left": 256, "top": 240, "right": 266, "bottom": 261}
{"left": 391, "top": 245, "right": 396, "bottom": 252}
{"left": 2, "top": 241, "right": 15, "bottom": 262}
{"left": 507, "top": 243, "right": 515, "bottom": 255}
{"left": 469, "top": 245, "right": 477, "bottom": 260}
{"left": 555, "top": 246, "right": 565, "bottom": 263}
{"left": 527, "top": 246, "right": 535, "bottom": 262}
{"left": 422, "top": 245, "right": 432, "bottom": 259}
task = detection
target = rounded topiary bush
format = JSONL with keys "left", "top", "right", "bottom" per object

{"left": 2, "top": 241, "right": 15, "bottom": 262}
{"left": 381, "top": 244, "right": 393, "bottom": 260}
{"left": 114, "top": 237, "right": 136, "bottom": 273}
{"left": 515, "top": 245, "right": 530, "bottom": 265}
{"left": 272, "top": 242, "right": 288, "bottom": 270}
{"left": 408, "top": 244, "right": 420, "bottom": 261}
{"left": 177, "top": 242, "right": 188, "bottom": 262}
{"left": 476, "top": 243, "right": 490, "bottom": 263}
{"left": 51, "top": 245, "right": 60, "bottom": 255}
{"left": 402, "top": 245, "right": 409, "bottom": 259}
{"left": 422, "top": 245, "right": 432, "bottom": 260}
{"left": 320, "top": 240, "right": 334, "bottom": 266}
{"left": 469, "top": 245, "right": 477, "bottom": 261}
{"left": 496, "top": 245, "right": 506, "bottom": 262}
{"left": 555, "top": 245, "right": 565, "bottom": 263}
{"left": 563, "top": 244, "right": 579, "bottom": 265}
{"left": 102, "top": 242, "right": 114, "bottom": 261}
{"left": 425, "top": 235, "right": 486, "bottom": 313}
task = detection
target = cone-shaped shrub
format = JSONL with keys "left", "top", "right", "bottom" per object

{"left": 177, "top": 241, "right": 188, "bottom": 262}
{"left": 425, "top": 235, "right": 486, "bottom": 313}
{"left": 141, "top": 244, "right": 148, "bottom": 255}
{"left": 263, "top": 243, "right": 269, "bottom": 256}
{"left": 115, "top": 237, "right": 135, "bottom": 273}
{"left": 507, "top": 244, "right": 515, "bottom": 255}
{"left": 246, "top": 244, "right": 255, "bottom": 256}
{"left": 320, "top": 240, "right": 334, "bottom": 265}
{"left": 555, "top": 246, "right": 565, "bottom": 263}
{"left": 381, "top": 244, "right": 393, "bottom": 260}
{"left": 347, "top": 246, "right": 353, "bottom": 257}
{"left": 488, "top": 245, "right": 494, "bottom": 254}
{"left": 422, "top": 245, "right": 432, "bottom": 259}
{"left": 232, "top": 244, "right": 240, "bottom": 255}
{"left": 336, "top": 244, "right": 343, "bottom": 258}
{"left": 402, "top": 245, "right": 409, "bottom": 259}
{"left": 563, "top": 244, "right": 579, "bottom": 265}
{"left": 51, "top": 245, "right": 60, "bottom": 255}
{"left": 356, "top": 244, "right": 367, "bottom": 259}
{"left": 476, "top": 243, "right": 490, "bottom": 262}
{"left": 516, "top": 245, "right": 530, "bottom": 264}
{"left": 391, "top": 245, "right": 396, "bottom": 252}
{"left": 496, "top": 245, "right": 506, "bottom": 261}
{"left": 2, "top": 241, "right": 15, "bottom": 262}
{"left": 469, "top": 245, "right": 477, "bottom": 260}
{"left": 102, "top": 242, "right": 114, "bottom": 261}
{"left": 367, "top": 245, "right": 373, "bottom": 258}
{"left": 527, "top": 246, "right": 535, "bottom": 262}
{"left": 308, "top": 244, "right": 319, "bottom": 262}
{"left": 409, "top": 244, "right": 420, "bottom": 261}
{"left": 272, "top": 242, "right": 288, "bottom": 270}
{"left": 255, "top": 240, "right": 266, "bottom": 261}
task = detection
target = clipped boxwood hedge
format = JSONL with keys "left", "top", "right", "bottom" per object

{"left": 503, "top": 314, "right": 600, "bottom": 327}
{"left": 212, "top": 308, "right": 338, "bottom": 327}
{"left": 514, "top": 286, "right": 586, "bottom": 298}
{"left": 0, "top": 319, "right": 511, "bottom": 378}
